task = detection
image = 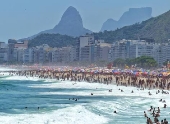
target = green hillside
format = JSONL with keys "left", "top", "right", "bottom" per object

{"left": 28, "top": 33, "right": 77, "bottom": 47}
{"left": 93, "top": 10, "right": 170, "bottom": 43}
{"left": 28, "top": 10, "right": 170, "bottom": 47}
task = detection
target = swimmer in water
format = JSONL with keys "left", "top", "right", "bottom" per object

{"left": 114, "top": 111, "right": 117, "bottom": 114}
{"left": 157, "top": 107, "right": 160, "bottom": 113}
{"left": 155, "top": 112, "right": 160, "bottom": 117}
{"left": 148, "top": 118, "right": 153, "bottom": 124}
{"left": 164, "top": 104, "right": 167, "bottom": 108}
{"left": 144, "top": 111, "right": 147, "bottom": 117}
{"left": 154, "top": 116, "right": 158, "bottom": 123}
{"left": 146, "top": 117, "right": 149, "bottom": 124}
{"left": 161, "top": 120, "right": 164, "bottom": 124}
{"left": 151, "top": 110, "right": 155, "bottom": 117}
{"left": 164, "top": 118, "right": 168, "bottom": 124}
{"left": 148, "top": 91, "right": 152, "bottom": 95}
{"left": 149, "top": 106, "right": 153, "bottom": 111}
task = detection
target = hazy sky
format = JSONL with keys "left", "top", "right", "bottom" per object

{"left": 0, "top": 0, "right": 170, "bottom": 42}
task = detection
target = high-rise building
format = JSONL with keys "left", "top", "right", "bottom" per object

{"left": 79, "top": 35, "right": 95, "bottom": 62}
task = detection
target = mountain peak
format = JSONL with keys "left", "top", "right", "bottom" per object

{"left": 101, "top": 19, "right": 118, "bottom": 31}
{"left": 55, "top": 6, "right": 83, "bottom": 29}
{"left": 97, "top": 9, "right": 170, "bottom": 43}
{"left": 39, "top": 6, "right": 92, "bottom": 37}
{"left": 63, "top": 6, "right": 79, "bottom": 17}
{"left": 67, "top": 6, "right": 77, "bottom": 10}
{"left": 119, "top": 7, "right": 152, "bottom": 26}
{"left": 101, "top": 7, "right": 152, "bottom": 32}
{"left": 129, "top": 7, "right": 152, "bottom": 13}
{"left": 18, "top": 6, "right": 92, "bottom": 41}
{"left": 52, "top": 6, "right": 91, "bottom": 36}
{"left": 106, "top": 18, "right": 117, "bottom": 22}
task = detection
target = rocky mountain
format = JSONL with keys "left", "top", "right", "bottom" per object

{"left": 50, "top": 6, "right": 91, "bottom": 36}
{"left": 19, "top": 6, "right": 91, "bottom": 41}
{"left": 29, "top": 9, "right": 170, "bottom": 48}
{"left": 101, "top": 7, "right": 152, "bottom": 32}
{"left": 101, "top": 19, "right": 118, "bottom": 32}
{"left": 95, "top": 9, "right": 170, "bottom": 43}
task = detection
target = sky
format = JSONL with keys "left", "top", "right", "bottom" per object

{"left": 0, "top": 0, "right": 170, "bottom": 42}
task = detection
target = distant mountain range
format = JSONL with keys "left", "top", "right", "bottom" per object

{"left": 101, "top": 7, "right": 152, "bottom": 32}
{"left": 94, "top": 9, "right": 170, "bottom": 43}
{"left": 20, "top": 6, "right": 153, "bottom": 41}
{"left": 28, "top": 9, "right": 170, "bottom": 48}
{"left": 20, "top": 6, "right": 91, "bottom": 41}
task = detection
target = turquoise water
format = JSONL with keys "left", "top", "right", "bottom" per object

{"left": 0, "top": 74, "right": 170, "bottom": 124}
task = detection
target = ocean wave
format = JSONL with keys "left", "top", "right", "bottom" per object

{"left": 0, "top": 105, "right": 108, "bottom": 124}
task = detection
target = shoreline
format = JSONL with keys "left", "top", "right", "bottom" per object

{"left": 0, "top": 67, "right": 170, "bottom": 124}
{"left": 1, "top": 66, "right": 170, "bottom": 91}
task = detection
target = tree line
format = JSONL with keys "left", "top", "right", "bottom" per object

{"left": 113, "top": 56, "right": 157, "bottom": 68}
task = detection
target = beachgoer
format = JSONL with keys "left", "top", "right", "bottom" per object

{"left": 157, "top": 107, "right": 160, "bottom": 113}
{"left": 146, "top": 117, "right": 149, "bottom": 124}
{"left": 161, "top": 120, "right": 164, "bottom": 124}
{"left": 164, "top": 104, "right": 167, "bottom": 108}
{"left": 144, "top": 111, "right": 147, "bottom": 117}
{"left": 149, "top": 118, "right": 153, "bottom": 124}
{"left": 164, "top": 118, "right": 168, "bottom": 124}
{"left": 154, "top": 117, "right": 158, "bottom": 123}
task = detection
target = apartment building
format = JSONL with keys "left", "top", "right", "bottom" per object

{"left": 0, "top": 42, "right": 8, "bottom": 62}
{"left": 129, "top": 41, "right": 159, "bottom": 58}
{"left": 110, "top": 40, "right": 128, "bottom": 61}
{"left": 153, "top": 43, "right": 170, "bottom": 66}
{"left": 79, "top": 35, "right": 95, "bottom": 62}
{"left": 2, "top": 36, "right": 170, "bottom": 66}
{"left": 23, "top": 48, "right": 34, "bottom": 63}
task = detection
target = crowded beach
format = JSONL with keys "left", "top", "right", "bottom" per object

{"left": 0, "top": 65, "right": 170, "bottom": 123}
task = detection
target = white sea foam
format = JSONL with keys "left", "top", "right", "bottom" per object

{"left": 4, "top": 75, "right": 58, "bottom": 83}
{"left": 5, "top": 75, "right": 42, "bottom": 82}
{"left": 3, "top": 75, "right": 170, "bottom": 103}
{"left": 0, "top": 67, "right": 16, "bottom": 71}
{"left": 29, "top": 80, "right": 170, "bottom": 100}
{"left": 1, "top": 72, "right": 170, "bottom": 124}
{"left": 0, "top": 105, "right": 108, "bottom": 124}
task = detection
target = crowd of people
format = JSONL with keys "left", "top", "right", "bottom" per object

{"left": 0, "top": 65, "right": 170, "bottom": 123}
{"left": 144, "top": 98, "right": 168, "bottom": 124}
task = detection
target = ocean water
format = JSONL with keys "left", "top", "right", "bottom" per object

{"left": 0, "top": 69, "right": 170, "bottom": 124}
